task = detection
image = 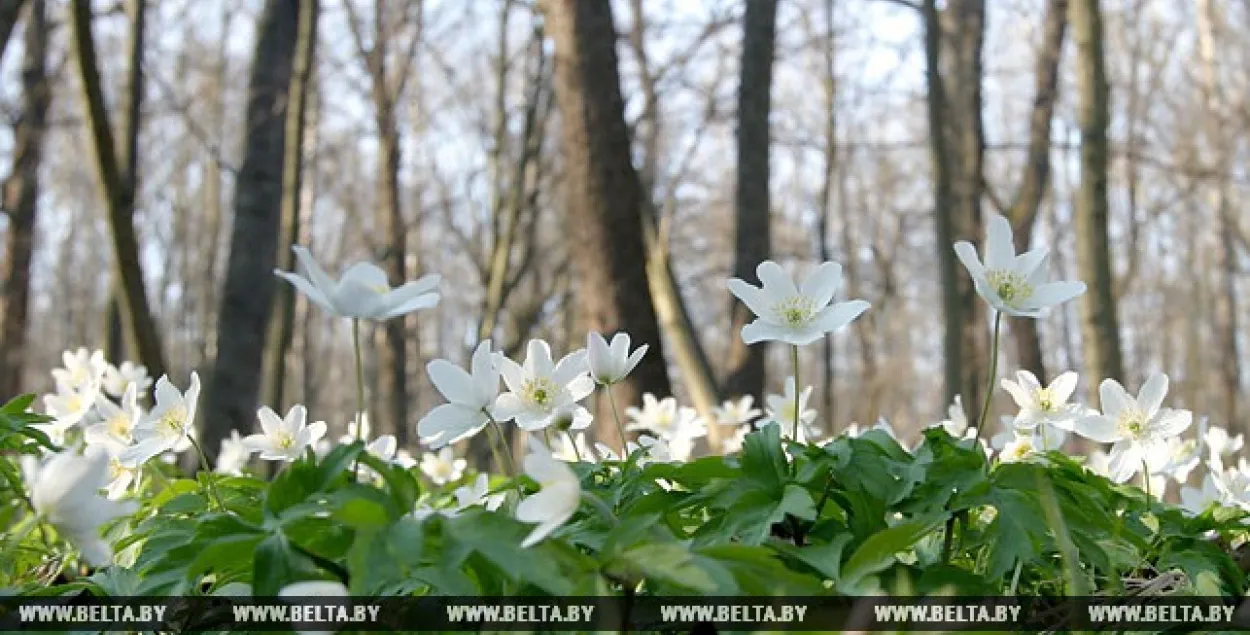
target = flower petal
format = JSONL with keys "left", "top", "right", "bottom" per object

{"left": 428, "top": 359, "right": 479, "bottom": 406}
{"left": 1098, "top": 379, "right": 1134, "bottom": 419}
{"left": 811, "top": 299, "right": 870, "bottom": 334}
{"left": 1136, "top": 373, "right": 1169, "bottom": 418}
{"left": 799, "top": 261, "right": 843, "bottom": 308}
{"left": 1021, "top": 281, "right": 1086, "bottom": 310}
{"left": 1074, "top": 414, "right": 1121, "bottom": 443}
{"left": 984, "top": 214, "right": 1015, "bottom": 270}
{"left": 1048, "top": 371, "right": 1079, "bottom": 405}
{"left": 756, "top": 260, "right": 798, "bottom": 299}
{"left": 726, "top": 278, "right": 773, "bottom": 320}
{"left": 953, "top": 241, "right": 987, "bottom": 282}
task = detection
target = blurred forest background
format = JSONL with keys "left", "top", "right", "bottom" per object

{"left": 0, "top": 0, "right": 1246, "bottom": 465}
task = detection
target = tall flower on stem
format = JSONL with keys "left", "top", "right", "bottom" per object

{"left": 727, "top": 260, "right": 869, "bottom": 441}
{"left": 587, "top": 331, "right": 648, "bottom": 453}
{"left": 954, "top": 214, "right": 1087, "bottom": 439}
{"left": 274, "top": 245, "right": 441, "bottom": 464}
{"left": 494, "top": 340, "right": 593, "bottom": 432}
{"left": 30, "top": 448, "right": 135, "bottom": 566}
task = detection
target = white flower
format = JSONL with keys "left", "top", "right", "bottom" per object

{"left": 274, "top": 245, "right": 441, "bottom": 320}
{"left": 394, "top": 449, "right": 417, "bottom": 470}
{"left": 367, "top": 434, "right": 398, "bottom": 462}
{"left": 762, "top": 377, "right": 819, "bottom": 441}
{"left": 216, "top": 430, "right": 250, "bottom": 476}
{"left": 1072, "top": 373, "right": 1192, "bottom": 483}
{"left": 720, "top": 425, "right": 752, "bottom": 454}
{"left": 586, "top": 331, "right": 648, "bottom": 385}
{"left": 713, "top": 396, "right": 761, "bottom": 427}
{"left": 343, "top": 413, "right": 371, "bottom": 444}
{"left": 1202, "top": 419, "right": 1244, "bottom": 463}
{"left": 997, "top": 427, "right": 1066, "bottom": 463}
{"left": 120, "top": 373, "right": 201, "bottom": 465}
{"left": 954, "top": 213, "right": 1086, "bottom": 317}
{"left": 516, "top": 449, "right": 581, "bottom": 548}
{"left": 30, "top": 448, "right": 135, "bottom": 566}
{"left": 420, "top": 447, "right": 466, "bottom": 485}
{"left": 84, "top": 384, "right": 141, "bottom": 451}
{"left": 594, "top": 433, "right": 672, "bottom": 466}
{"left": 43, "top": 377, "right": 100, "bottom": 429}
{"left": 102, "top": 361, "right": 152, "bottom": 400}
{"left": 453, "top": 474, "right": 506, "bottom": 513}
{"left": 1000, "top": 370, "right": 1085, "bottom": 431}
{"left": 51, "top": 347, "right": 107, "bottom": 391}
{"left": 625, "top": 394, "right": 707, "bottom": 443}
{"left": 243, "top": 405, "right": 326, "bottom": 462}
{"left": 546, "top": 431, "right": 596, "bottom": 464}
{"left": 418, "top": 340, "right": 499, "bottom": 448}
{"left": 494, "top": 340, "right": 594, "bottom": 431}
{"left": 931, "top": 395, "right": 976, "bottom": 439}
{"left": 1157, "top": 436, "right": 1201, "bottom": 484}
{"left": 1180, "top": 473, "right": 1228, "bottom": 516}
{"left": 726, "top": 260, "right": 870, "bottom": 346}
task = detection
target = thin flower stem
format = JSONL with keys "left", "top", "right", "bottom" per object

{"left": 791, "top": 345, "right": 801, "bottom": 443}
{"left": 974, "top": 312, "right": 1004, "bottom": 443}
{"left": 486, "top": 416, "right": 524, "bottom": 499}
{"left": 188, "top": 436, "right": 227, "bottom": 510}
{"left": 565, "top": 431, "right": 584, "bottom": 462}
{"left": 605, "top": 385, "right": 629, "bottom": 455}
{"left": 351, "top": 318, "right": 367, "bottom": 478}
{"left": 1142, "top": 460, "right": 1151, "bottom": 501}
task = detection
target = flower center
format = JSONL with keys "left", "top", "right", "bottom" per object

{"left": 985, "top": 270, "right": 1034, "bottom": 306}
{"left": 1035, "top": 388, "right": 1055, "bottom": 412}
{"left": 109, "top": 458, "right": 126, "bottom": 479}
{"left": 274, "top": 430, "right": 295, "bottom": 450}
{"left": 522, "top": 378, "right": 558, "bottom": 409}
{"left": 772, "top": 296, "right": 817, "bottom": 328}
{"left": 1118, "top": 409, "right": 1148, "bottom": 439}
{"left": 108, "top": 415, "right": 132, "bottom": 440}
{"left": 1008, "top": 440, "right": 1035, "bottom": 460}
{"left": 160, "top": 406, "right": 187, "bottom": 437}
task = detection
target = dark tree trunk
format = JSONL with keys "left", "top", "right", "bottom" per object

{"left": 201, "top": 0, "right": 302, "bottom": 460}
{"left": 0, "top": 0, "right": 47, "bottom": 397}
{"left": 544, "top": 0, "right": 671, "bottom": 448}
{"left": 722, "top": 0, "right": 778, "bottom": 404}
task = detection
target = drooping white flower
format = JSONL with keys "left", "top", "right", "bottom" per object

{"left": 954, "top": 213, "right": 1086, "bottom": 317}
{"left": 726, "top": 260, "right": 870, "bottom": 346}
{"left": 452, "top": 474, "right": 506, "bottom": 513}
{"left": 713, "top": 396, "right": 761, "bottom": 427}
{"left": 51, "top": 348, "right": 107, "bottom": 391}
{"left": 1000, "top": 370, "right": 1086, "bottom": 431}
{"left": 102, "top": 361, "right": 152, "bottom": 400}
{"left": 516, "top": 449, "right": 581, "bottom": 548}
{"left": 1180, "top": 473, "right": 1229, "bottom": 516}
{"left": 243, "top": 405, "right": 327, "bottom": 462}
{"left": 274, "top": 245, "right": 441, "bottom": 320}
{"left": 930, "top": 395, "right": 978, "bottom": 440}
{"left": 761, "top": 377, "right": 819, "bottom": 442}
{"left": 420, "top": 447, "right": 467, "bottom": 485}
{"left": 1072, "top": 373, "right": 1192, "bottom": 483}
{"left": 29, "top": 448, "right": 135, "bottom": 566}
{"left": 84, "top": 384, "right": 141, "bottom": 451}
{"left": 1202, "top": 419, "right": 1244, "bottom": 464}
{"left": 42, "top": 377, "right": 100, "bottom": 430}
{"left": 586, "top": 332, "right": 648, "bottom": 386}
{"left": 216, "top": 430, "right": 250, "bottom": 476}
{"left": 120, "top": 373, "right": 201, "bottom": 465}
{"left": 418, "top": 340, "right": 499, "bottom": 448}
{"left": 720, "top": 425, "right": 752, "bottom": 455}
{"left": 625, "top": 394, "right": 707, "bottom": 444}
{"left": 494, "top": 340, "right": 594, "bottom": 432}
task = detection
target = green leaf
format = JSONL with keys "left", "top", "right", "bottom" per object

{"left": 841, "top": 515, "right": 946, "bottom": 589}
{"left": 444, "top": 510, "right": 580, "bottom": 595}
{"left": 251, "top": 533, "right": 323, "bottom": 596}
{"left": 771, "top": 533, "right": 852, "bottom": 583}
{"left": 615, "top": 543, "right": 718, "bottom": 593}
{"left": 740, "top": 426, "right": 787, "bottom": 490}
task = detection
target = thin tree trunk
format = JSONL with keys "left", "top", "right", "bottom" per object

{"left": 201, "top": 0, "right": 302, "bottom": 460}
{"left": 70, "top": 0, "right": 167, "bottom": 379}
{"left": 1196, "top": 0, "right": 1241, "bottom": 427}
{"left": 723, "top": 0, "right": 778, "bottom": 404}
{"left": 1070, "top": 0, "right": 1124, "bottom": 392}
{"left": 0, "top": 0, "right": 47, "bottom": 397}
{"left": 816, "top": 0, "right": 838, "bottom": 430}
{"left": 1007, "top": 0, "right": 1067, "bottom": 385}
{"left": 544, "top": 0, "right": 672, "bottom": 448}
{"left": 264, "top": 0, "right": 319, "bottom": 413}
{"left": 923, "top": 0, "right": 962, "bottom": 409}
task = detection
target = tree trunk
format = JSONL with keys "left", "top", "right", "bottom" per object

{"left": 1070, "top": 0, "right": 1124, "bottom": 393}
{"left": 0, "top": 0, "right": 26, "bottom": 67}
{"left": 943, "top": 0, "right": 989, "bottom": 418}
{"left": 543, "top": 0, "right": 672, "bottom": 448}
{"left": 722, "top": 0, "right": 778, "bottom": 404}
{"left": 0, "top": 0, "right": 47, "bottom": 397}
{"left": 1007, "top": 0, "right": 1067, "bottom": 385}
{"left": 70, "top": 0, "right": 167, "bottom": 380}
{"left": 201, "top": 0, "right": 302, "bottom": 460}
{"left": 264, "top": 0, "right": 319, "bottom": 413}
